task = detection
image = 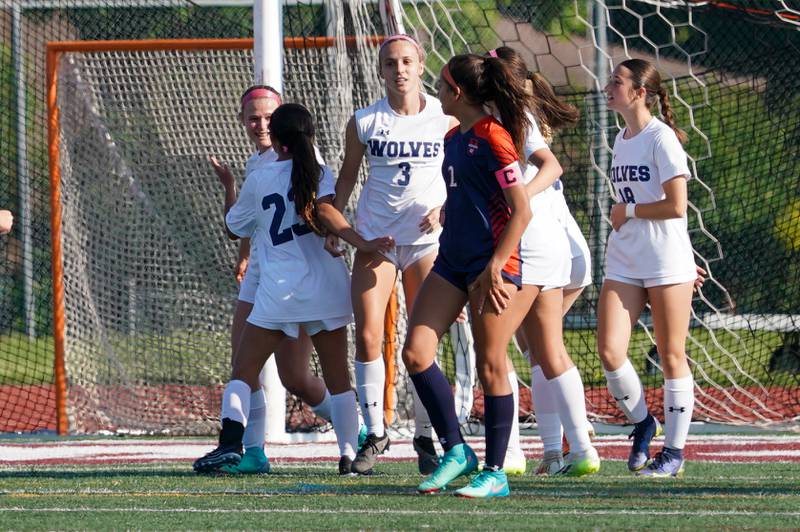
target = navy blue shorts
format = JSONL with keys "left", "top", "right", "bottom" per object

{"left": 432, "top": 253, "right": 522, "bottom": 293}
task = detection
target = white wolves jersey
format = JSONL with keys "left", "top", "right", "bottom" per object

{"left": 238, "top": 148, "right": 327, "bottom": 303}
{"left": 605, "top": 117, "right": 695, "bottom": 278}
{"left": 226, "top": 159, "right": 351, "bottom": 322}
{"left": 354, "top": 94, "right": 451, "bottom": 245}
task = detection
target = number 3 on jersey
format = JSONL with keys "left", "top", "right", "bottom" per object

{"left": 397, "top": 162, "right": 411, "bottom": 186}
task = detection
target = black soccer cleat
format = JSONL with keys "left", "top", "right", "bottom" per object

{"left": 193, "top": 418, "right": 245, "bottom": 474}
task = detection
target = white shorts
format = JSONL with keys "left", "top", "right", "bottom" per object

{"left": 246, "top": 314, "right": 353, "bottom": 339}
{"left": 237, "top": 262, "right": 259, "bottom": 304}
{"left": 566, "top": 251, "right": 592, "bottom": 290}
{"left": 380, "top": 242, "right": 439, "bottom": 271}
{"left": 520, "top": 197, "right": 571, "bottom": 288}
{"left": 605, "top": 271, "right": 696, "bottom": 289}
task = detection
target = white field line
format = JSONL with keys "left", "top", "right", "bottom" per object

{"left": 0, "top": 507, "right": 798, "bottom": 518}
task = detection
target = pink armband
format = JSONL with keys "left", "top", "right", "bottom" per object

{"left": 495, "top": 162, "right": 523, "bottom": 189}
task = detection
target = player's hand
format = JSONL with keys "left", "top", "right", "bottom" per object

{"left": 234, "top": 257, "right": 248, "bottom": 285}
{"left": 418, "top": 207, "right": 442, "bottom": 235}
{"left": 324, "top": 234, "right": 344, "bottom": 257}
{"left": 469, "top": 263, "right": 510, "bottom": 315}
{"left": 0, "top": 210, "right": 13, "bottom": 235}
{"left": 358, "top": 236, "right": 395, "bottom": 254}
{"left": 610, "top": 203, "right": 629, "bottom": 231}
{"left": 694, "top": 264, "right": 706, "bottom": 292}
{"left": 210, "top": 156, "right": 235, "bottom": 189}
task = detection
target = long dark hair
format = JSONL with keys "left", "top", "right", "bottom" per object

{"left": 491, "top": 46, "right": 579, "bottom": 140}
{"left": 446, "top": 53, "right": 531, "bottom": 159}
{"left": 619, "top": 58, "right": 688, "bottom": 144}
{"left": 268, "top": 103, "right": 324, "bottom": 236}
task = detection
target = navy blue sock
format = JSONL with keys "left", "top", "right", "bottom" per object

{"left": 484, "top": 394, "right": 514, "bottom": 470}
{"left": 409, "top": 363, "right": 464, "bottom": 452}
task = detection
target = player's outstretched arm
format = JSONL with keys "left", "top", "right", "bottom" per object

{"left": 333, "top": 117, "right": 366, "bottom": 213}
{"left": 210, "top": 156, "right": 240, "bottom": 240}
{"left": 318, "top": 196, "right": 394, "bottom": 254}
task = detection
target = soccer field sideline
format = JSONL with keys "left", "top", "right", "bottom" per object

{"left": 2, "top": 434, "right": 799, "bottom": 467}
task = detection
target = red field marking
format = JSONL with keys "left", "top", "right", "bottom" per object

{"left": 2, "top": 383, "right": 797, "bottom": 434}
{"left": 1, "top": 436, "right": 798, "bottom": 466}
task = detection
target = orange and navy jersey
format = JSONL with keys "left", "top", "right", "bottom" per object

{"left": 438, "top": 116, "right": 522, "bottom": 284}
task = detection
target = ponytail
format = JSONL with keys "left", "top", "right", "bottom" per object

{"left": 446, "top": 53, "right": 531, "bottom": 159}
{"left": 486, "top": 46, "right": 579, "bottom": 141}
{"left": 269, "top": 103, "right": 325, "bottom": 236}
{"left": 657, "top": 86, "right": 688, "bottom": 145}
{"left": 482, "top": 56, "right": 531, "bottom": 158}
{"left": 528, "top": 71, "right": 580, "bottom": 132}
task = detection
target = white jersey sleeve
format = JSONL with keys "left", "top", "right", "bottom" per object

{"left": 226, "top": 170, "right": 259, "bottom": 238}
{"left": 654, "top": 128, "right": 691, "bottom": 184}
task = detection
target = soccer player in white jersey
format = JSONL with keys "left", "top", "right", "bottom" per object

{"left": 486, "top": 47, "right": 600, "bottom": 478}
{"left": 599, "top": 58, "right": 696, "bottom": 477}
{"left": 208, "top": 86, "right": 338, "bottom": 474}
{"left": 194, "top": 103, "right": 393, "bottom": 475}
{"left": 327, "top": 34, "right": 458, "bottom": 475}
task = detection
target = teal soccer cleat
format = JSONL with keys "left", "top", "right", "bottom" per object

{"left": 220, "top": 446, "right": 271, "bottom": 474}
{"left": 417, "top": 443, "right": 478, "bottom": 494}
{"left": 454, "top": 469, "right": 510, "bottom": 498}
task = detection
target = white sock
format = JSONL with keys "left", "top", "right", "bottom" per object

{"left": 506, "top": 369, "right": 523, "bottom": 457}
{"left": 330, "top": 390, "right": 359, "bottom": 459}
{"left": 310, "top": 389, "right": 332, "bottom": 422}
{"left": 663, "top": 375, "right": 695, "bottom": 450}
{"left": 355, "top": 358, "right": 385, "bottom": 437}
{"left": 242, "top": 389, "right": 266, "bottom": 449}
{"left": 604, "top": 359, "right": 648, "bottom": 424}
{"left": 549, "top": 366, "right": 592, "bottom": 456}
{"left": 531, "top": 365, "right": 563, "bottom": 453}
{"left": 221, "top": 379, "right": 251, "bottom": 426}
{"left": 411, "top": 383, "right": 433, "bottom": 439}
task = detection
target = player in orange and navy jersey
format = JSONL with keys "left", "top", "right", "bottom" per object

{"left": 433, "top": 119, "right": 523, "bottom": 291}
{"left": 401, "top": 53, "right": 537, "bottom": 498}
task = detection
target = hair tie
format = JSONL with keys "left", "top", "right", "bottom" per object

{"left": 487, "top": 48, "right": 498, "bottom": 58}
{"left": 240, "top": 87, "right": 281, "bottom": 111}
{"left": 281, "top": 146, "right": 289, "bottom": 153}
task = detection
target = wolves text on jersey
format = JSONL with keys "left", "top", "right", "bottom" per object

{"left": 367, "top": 139, "right": 442, "bottom": 159}
{"left": 609, "top": 164, "right": 651, "bottom": 183}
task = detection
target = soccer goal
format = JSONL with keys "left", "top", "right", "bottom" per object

{"left": 1, "top": 0, "right": 798, "bottom": 438}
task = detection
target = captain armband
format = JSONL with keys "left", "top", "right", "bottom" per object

{"left": 494, "top": 161, "right": 523, "bottom": 189}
